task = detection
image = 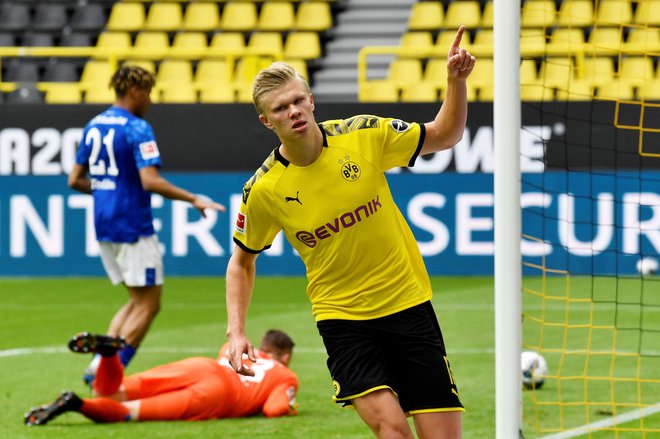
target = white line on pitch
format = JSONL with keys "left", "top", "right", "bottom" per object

{"left": 538, "top": 403, "right": 660, "bottom": 439}
{"left": 0, "top": 346, "right": 495, "bottom": 358}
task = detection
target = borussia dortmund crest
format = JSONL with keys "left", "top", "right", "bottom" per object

{"left": 339, "top": 156, "right": 361, "bottom": 182}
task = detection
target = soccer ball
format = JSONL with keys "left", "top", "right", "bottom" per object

{"left": 636, "top": 257, "right": 658, "bottom": 276}
{"left": 521, "top": 351, "right": 548, "bottom": 390}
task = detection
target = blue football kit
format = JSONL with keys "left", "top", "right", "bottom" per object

{"left": 76, "top": 106, "right": 161, "bottom": 243}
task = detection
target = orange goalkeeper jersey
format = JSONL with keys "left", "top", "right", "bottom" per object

{"left": 217, "top": 344, "right": 299, "bottom": 418}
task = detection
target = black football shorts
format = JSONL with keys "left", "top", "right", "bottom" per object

{"left": 317, "top": 301, "right": 464, "bottom": 414}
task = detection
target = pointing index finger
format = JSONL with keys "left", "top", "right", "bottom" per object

{"left": 451, "top": 25, "right": 466, "bottom": 52}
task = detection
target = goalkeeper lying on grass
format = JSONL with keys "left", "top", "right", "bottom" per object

{"left": 25, "top": 329, "right": 298, "bottom": 425}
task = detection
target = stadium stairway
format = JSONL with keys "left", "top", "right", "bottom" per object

{"left": 312, "top": 0, "right": 415, "bottom": 102}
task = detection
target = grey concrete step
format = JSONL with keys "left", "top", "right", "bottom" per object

{"left": 326, "top": 37, "right": 402, "bottom": 52}
{"left": 319, "top": 52, "right": 395, "bottom": 69}
{"left": 314, "top": 67, "right": 388, "bottom": 83}
{"left": 337, "top": 10, "right": 410, "bottom": 24}
{"left": 333, "top": 22, "right": 408, "bottom": 38}
{"left": 348, "top": 0, "right": 415, "bottom": 8}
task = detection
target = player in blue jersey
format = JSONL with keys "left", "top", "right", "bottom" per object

{"left": 68, "top": 66, "right": 225, "bottom": 385}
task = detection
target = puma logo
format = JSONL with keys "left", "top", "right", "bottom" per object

{"left": 285, "top": 191, "right": 302, "bottom": 205}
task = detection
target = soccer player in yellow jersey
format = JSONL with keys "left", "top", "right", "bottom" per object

{"left": 226, "top": 26, "right": 476, "bottom": 439}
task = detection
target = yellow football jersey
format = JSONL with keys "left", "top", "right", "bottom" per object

{"left": 233, "top": 115, "right": 432, "bottom": 321}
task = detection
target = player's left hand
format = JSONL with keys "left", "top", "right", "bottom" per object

{"left": 192, "top": 195, "right": 226, "bottom": 218}
{"left": 447, "top": 25, "right": 477, "bottom": 80}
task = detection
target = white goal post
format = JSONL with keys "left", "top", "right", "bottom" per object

{"left": 494, "top": 1, "right": 522, "bottom": 438}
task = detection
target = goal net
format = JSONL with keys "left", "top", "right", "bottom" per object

{"left": 519, "top": 0, "right": 660, "bottom": 437}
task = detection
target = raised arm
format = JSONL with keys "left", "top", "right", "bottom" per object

{"left": 138, "top": 166, "right": 225, "bottom": 217}
{"left": 225, "top": 245, "right": 259, "bottom": 376}
{"left": 421, "top": 25, "right": 477, "bottom": 155}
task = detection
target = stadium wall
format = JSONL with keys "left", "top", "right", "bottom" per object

{"left": 1, "top": 103, "right": 657, "bottom": 276}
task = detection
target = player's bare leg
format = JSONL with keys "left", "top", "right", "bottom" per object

{"left": 107, "top": 300, "right": 135, "bottom": 338}
{"left": 352, "top": 389, "right": 414, "bottom": 439}
{"left": 413, "top": 411, "right": 462, "bottom": 439}
{"left": 118, "top": 285, "right": 161, "bottom": 346}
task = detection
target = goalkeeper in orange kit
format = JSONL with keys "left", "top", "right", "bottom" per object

{"left": 25, "top": 329, "right": 298, "bottom": 425}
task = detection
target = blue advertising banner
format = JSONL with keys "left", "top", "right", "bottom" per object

{"left": 0, "top": 172, "right": 658, "bottom": 276}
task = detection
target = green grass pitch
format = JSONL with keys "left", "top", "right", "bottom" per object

{"left": 1, "top": 276, "right": 658, "bottom": 438}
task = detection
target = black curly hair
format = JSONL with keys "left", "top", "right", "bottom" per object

{"left": 109, "top": 65, "right": 156, "bottom": 98}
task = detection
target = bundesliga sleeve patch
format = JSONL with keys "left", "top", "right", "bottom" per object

{"left": 389, "top": 119, "right": 410, "bottom": 133}
{"left": 235, "top": 212, "right": 246, "bottom": 234}
{"left": 139, "top": 141, "right": 160, "bottom": 160}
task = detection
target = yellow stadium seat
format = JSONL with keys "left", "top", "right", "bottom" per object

{"left": 107, "top": 3, "right": 145, "bottom": 32}
{"left": 182, "top": 2, "right": 219, "bottom": 32}
{"left": 467, "top": 58, "right": 493, "bottom": 90}
{"left": 359, "top": 81, "right": 399, "bottom": 103}
{"left": 169, "top": 32, "right": 208, "bottom": 59}
{"left": 547, "top": 28, "right": 585, "bottom": 53}
{"left": 85, "top": 86, "right": 115, "bottom": 103}
{"left": 407, "top": 2, "right": 443, "bottom": 31}
{"left": 195, "top": 59, "right": 232, "bottom": 86}
{"left": 401, "top": 82, "right": 438, "bottom": 102}
{"left": 481, "top": 1, "right": 493, "bottom": 27}
{"left": 122, "top": 60, "right": 156, "bottom": 75}
{"left": 145, "top": 3, "right": 182, "bottom": 32}
{"left": 235, "top": 83, "right": 253, "bottom": 103}
{"left": 157, "top": 59, "right": 194, "bottom": 86}
{"left": 473, "top": 29, "right": 493, "bottom": 47}
{"left": 95, "top": 31, "right": 132, "bottom": 50}
{"left": 160, "top": 83, "right": 197, "bottom": 103}
{"left": 634, "top": 0, "right": 660, "bottom": 26}
{"left": 258, "top": 2, "right": 295, "bottom": 32}
{"left": 221, "top": 3, "right": 257, "bottom": 32}
{"left": 444, "top": 1, "right": 481, "bottom": 29}
{"left": 80, "top": 60, "right": 114, "bottom": 89}
{"left": 94, "top": 32, "right": 132, "bottom": 58}
{"left": 521, "top": 0, "right": 556, "bottom": 28}
{"left": 400, "top": 32, "right": 434, "bottom": 50}
{"left": 437, "top": 29, "right": 472, "bottom": 48}
{"left": 596, "top": 81, "right": 635, "bottom": 100}
{"left": 284, "top": 32, "right": 321, "bottom": 60}
{"left": 235, "top": 56, "right": 272, "bottom": 85}
{"left": 626, "top": 28, "right": 660, "bottom": 51}
{"left": 284, "top": 59, "right": 309, "bottom": 81}
{"left": 520, "top": 29, "right": 548, "bottom": 54}
{"left": 45, "top": 84, "right": 82, "bottom": 104}
{"left": 424, "top": 58, "right": 449, "bottom": 89}
{"left": 638, "top": 80, "right": 660, "bottom": 100}
{"left": 248, "top": 32, "right": 283, "bottom": 55}
{"left": 295, "top": 2, "right": 332, "bottom": 32}
{"left": 581, "top": 56, "right": 615, "bottom": 87}
{"left": 557, "top": 0, "right": 593, "bottom": 27}
{"left": 555, "top": 80, "right": 594, "bottom": 101}
{"left": 618, "top": 57, "right": 655, "bottom": 86}
{"left": 520, "top": 59, "right": 539, "bottom": 84}
{"left": 596, "top": 0, "right": 633, "bottom": 25}
{"left": 387, "top": 59, "right": 423, "bottom": 89}
{"left": 132, "top": 32, "right": 170, "bottom": 60}
{"left": 478, "top": 83, "right": 493, "bottom": 101}
{"left": 199, "top": 83, "right": 235, "bottom": 103}
{"left": 539, "top": 58, "right": 575, "bottom": 88}
{"left": 209, "top": 32, "right": 245, "bottom": 55}
{"left": 588, "top": 27, "right": 623, "bottom": 54}
{"left": 520, "top": 83, "right": 554, "bottom": 101}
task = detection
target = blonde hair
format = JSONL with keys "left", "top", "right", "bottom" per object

{"left": 109, "top": 65, "right": 155, "bottom": 98}
{"left": 252, "top": 62, "right": 310, "bottom": 114}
